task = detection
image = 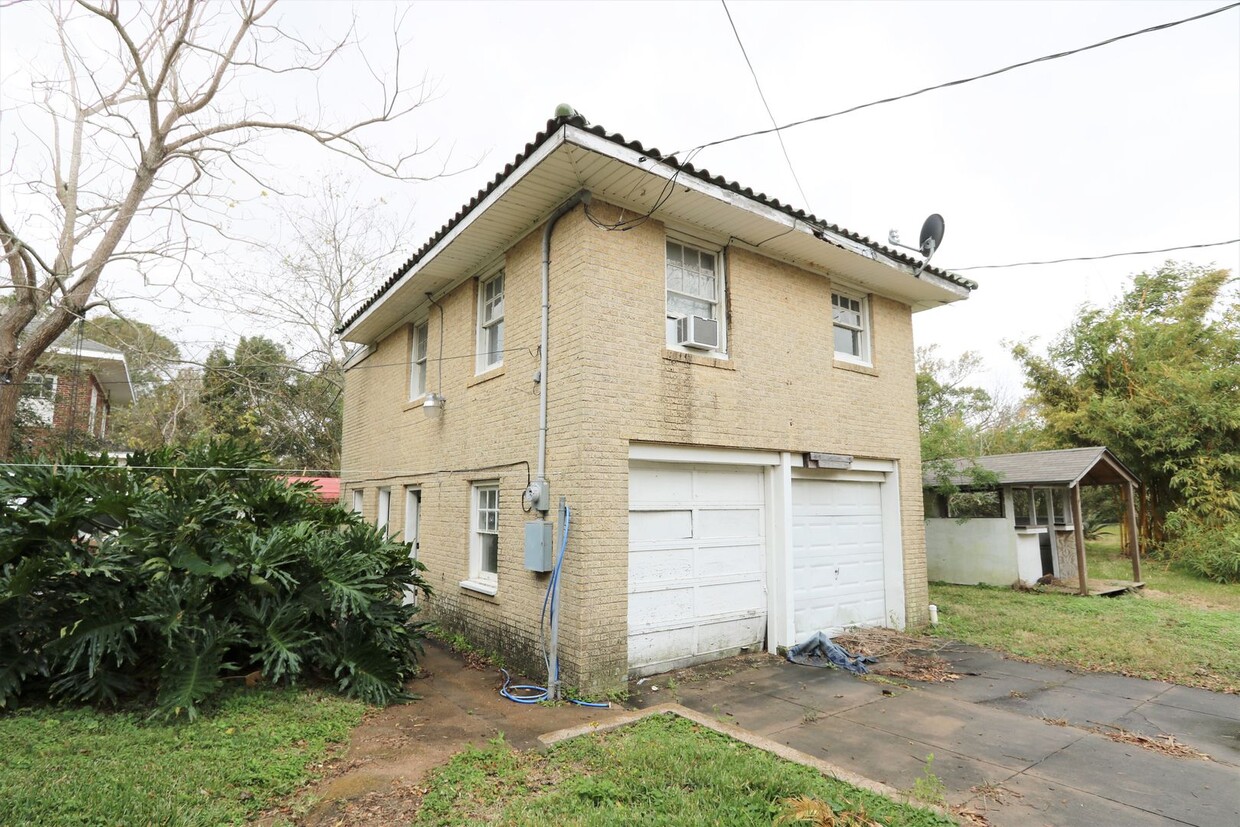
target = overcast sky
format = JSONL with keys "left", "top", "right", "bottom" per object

{"left": 3, "top": 0, "right": 1238, "bottom": 395}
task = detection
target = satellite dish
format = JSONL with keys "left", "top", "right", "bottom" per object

{"left": 919, "top": 214, "right": 945, "bottom": 258}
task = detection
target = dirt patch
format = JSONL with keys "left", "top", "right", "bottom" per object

{"left": 262, "top": 641, "right": 626, "bottom": 826}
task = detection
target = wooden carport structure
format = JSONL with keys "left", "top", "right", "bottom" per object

{"left": 931, "top": 447, "right": 1142, "bottom": 595}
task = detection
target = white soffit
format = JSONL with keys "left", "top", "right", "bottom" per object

{"left": 343, "top": 125, "right": 970, "bottom": 344}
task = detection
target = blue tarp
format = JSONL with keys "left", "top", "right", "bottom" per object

{"left": 786, "top": 631, "right": 877, "bottom": 674}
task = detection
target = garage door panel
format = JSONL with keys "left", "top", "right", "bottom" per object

{"left": 630, "top": 510, "right": 693, "bottom": 541}
{"left": 628, "top": 462, "right": 767, "bottom": 675}
{"left": 628, "top": 548, "right": 693, "bottom": 584}
{"left": 630, "top": 465, "right": 694, "bottom": 504}
{"left": 696, "top": 543, "right": 764, "bottom": 578}
{"left": 695, "top": 508, "right": 762, "bottom": 539}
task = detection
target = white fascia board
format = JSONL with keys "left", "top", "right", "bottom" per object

{"left": 340, "top": 127, "right": 569, "bottom": 343}
{"left": 566, "top": 127, "right": 971, "bottom": 302}
{"left": 343, "top": 344, "right": 375, "bottom": 372}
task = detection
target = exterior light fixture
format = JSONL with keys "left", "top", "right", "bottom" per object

{"left": 422, "top": 392, "right": 445, "bottom": 420}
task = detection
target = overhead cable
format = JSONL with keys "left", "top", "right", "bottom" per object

{"left": 678, "top": 3, "right": 1240, "bottom": 156}
{"left": 950, "top": 238, "right": 1240, "bottom": 271}
{"left": 720, "top": 0, "right": 813, "bottom": 212}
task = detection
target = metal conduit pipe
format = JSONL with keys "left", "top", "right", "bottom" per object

{"left": 534, "top": 189, "right": 591, "bottom": 508}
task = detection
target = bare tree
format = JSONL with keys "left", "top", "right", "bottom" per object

{"left": 0, "top": 0, "right": 446, "bottom": 458}
{"left": 208, "top": 174, "right": 410, "bottom": 375}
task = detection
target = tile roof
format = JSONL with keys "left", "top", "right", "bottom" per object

{"left": 340, "top": 112, "right": 977, "bottom": 333}
{"left": 925, "top": 447, "right": 1141, "bottom": 488}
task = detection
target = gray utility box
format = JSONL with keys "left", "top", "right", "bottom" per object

{"left": 524, "top": 520, "right": 556, "bottom": 572}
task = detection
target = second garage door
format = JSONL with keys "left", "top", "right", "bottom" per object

{"left": 628, "top": 462, "right": 767, "bottom": 675}
{"left": 791, "top": 477, "right": 887, "bottom": 641}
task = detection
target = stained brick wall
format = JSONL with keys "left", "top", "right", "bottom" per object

{"left": 342, "top": 199, "right": 930, "bottom": 692}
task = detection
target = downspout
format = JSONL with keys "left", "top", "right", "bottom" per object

{"left": 532, "top": 189, "right": 591, "bottom": 510}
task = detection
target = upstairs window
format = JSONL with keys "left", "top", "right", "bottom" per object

{"left": 832, "top": 291, "right": 870, "bottom": 364}
{"left": 665, "top": 239, "right": 725, "bottom": 352}
{"left": 410, "top": 320, "right": 428, "bottom": 399}
{"left": 477, "top": 271, "right": 505, "bottom": 372}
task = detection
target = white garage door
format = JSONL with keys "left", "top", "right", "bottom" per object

{"left": 792, "top": 478, "right": 887, "bottom": 641}
{"left": 628, "top": 462, "right": 766, "bottom": 675}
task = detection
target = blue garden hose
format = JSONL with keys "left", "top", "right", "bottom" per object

{"left": 499, "top": 504, "right": 609, "bottom": 709}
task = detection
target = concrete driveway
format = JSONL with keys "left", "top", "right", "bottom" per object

{"left": 631, "top": 644, "right": 1240, "bottom": 826}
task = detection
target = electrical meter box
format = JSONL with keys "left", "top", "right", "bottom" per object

{"left": 524, "top": 520, "right": 555, "bottom": 572}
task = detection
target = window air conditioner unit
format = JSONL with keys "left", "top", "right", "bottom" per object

{"left": 676, "top": 315, "right": 719, "bottom": 350}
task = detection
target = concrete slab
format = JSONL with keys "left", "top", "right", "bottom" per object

{"left": 836, "top": 694, "right": 1083, "bottom": 771}
{"left": 776, "top": 717, "right": 1016, "bottom": 805}
{"left": 983, "top": 684, "right": 1146, "bottom": 727}
{"left": 1151, "top": 685, "right": 1240, "bottom": 722}
{"left": 980, "top": 772, "right": 1182, "bottom": 827}
{"left": 686, "top": 689, "right": 814, "bottom": 736}
{"left": 762, "top": 671, "right": 899, "bottom": 712}
{"left": 1063, "top": 672, "right": 1176, "bottom": 701}
{"left": 919, "top": 672, "right": 1052, "bottom": 704}
{"left": 1113, "top": 703, "right": 1240, "bottom": 767}
{"left": 1024, "top": 733, "right": 1240, "bottom": 826}
{"left": 970, "top": 657, "right": 1078, "bottom": 684}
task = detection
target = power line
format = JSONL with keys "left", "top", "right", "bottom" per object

{"left": 678, "top": 2, "right": 1240, "bottom": 157}
{"left": 720, "top": 0, "right": 813, "bottom": 212}
{"left": 950, "top": 238, "right": 1240, "bottom": 271}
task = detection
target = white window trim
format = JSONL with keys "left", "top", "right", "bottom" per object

{"left": 462, "top": 481, "right": 500, "bottom": 595}
{"left": 475, "top": 270, "right": 505, "bottom": 374}
{"left": 409, "top": 320, "right": 429, "bottom": 400}
{"left": 88, "top": 385, "right": 99, "bottom": 434}
{"left": 23, "top": 373, "right": 57, "bottom": 426}
{"left": 831, "top": 289, "right": 872, "bottom": 366}
{"left": 377, "top": 487, "right": 392, "bottom": 537}
{"left": 352, "top": 489, "right": 364, "bottom": 514}
{"left": 665, "top": 235, "right": 728, "bottom": 357}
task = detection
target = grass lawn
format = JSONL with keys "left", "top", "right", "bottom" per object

{"left": 929, "top": 528, "right": 1240, "bottom": 693}
{"left": 0, "top": 689, "right": 364, "bottom": 827}
{"left": 412, "top": 713, "right": 953, "bottom": 826}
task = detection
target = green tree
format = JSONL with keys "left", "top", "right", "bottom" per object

{"left": 1013, "top": 262, "right": 1240, "bottom": 551}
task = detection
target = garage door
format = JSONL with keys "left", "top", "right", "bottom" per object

{"left": 628, "top": 462, "right": 766, "bottom": 675}
{"left": 791, "top": 478, "right": 886, "bottom": 641}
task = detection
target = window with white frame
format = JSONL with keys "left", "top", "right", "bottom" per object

{"left": 409, "top": 320, "right": 429, "bottom": 399}
{"left": 377, "top": 488, "right": 391, "bottom": 537}
{"left": 352, "top": 489, "right": 364, "bottom": 514}
{"left": 476, "top": 271, "right": 505, "bottom": 371}
{"left": 22, "top": 373, "right": 57, "bottom": 425}
{"left": 88, "top": 385, "right": 99, "bottom": 434}
{"left": 466, "top": 482, "right": 500, "bottom": 592}
{"left": 665, "top": 239, "right": 724, "bottom": 350}
{"left": 831, "top": 291, "right": 870, "bottom": 364}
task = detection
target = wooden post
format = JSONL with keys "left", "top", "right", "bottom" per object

{"left": 1126, "top": 482, "right": 1142, "bottom": 582}
{"left": 1071, "top": 484, "right": 1088, "bottom": 595}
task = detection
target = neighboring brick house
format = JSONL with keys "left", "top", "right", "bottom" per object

{"left": 339, "top": 110, "right": 976, "bottom": 692}
{"left": 18, "top": 336, "right": 134, "bottom": 451}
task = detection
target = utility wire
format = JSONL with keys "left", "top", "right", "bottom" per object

{"left": 720, "top": 0, "right": 813, "bottom": 213}
{"left": 950, "top": 238, "right": 1240, "bottom": 271}
{"left": 678, "top": 2, "right": 1240, "bottom": 156}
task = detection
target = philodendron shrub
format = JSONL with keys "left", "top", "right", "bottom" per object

{"left": 0, "top": 442, "right": 430, "bottom": 718}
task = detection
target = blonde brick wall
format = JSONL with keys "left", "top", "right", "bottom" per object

{"left": 342, "top": 199, "right": 930, "bottom": 693}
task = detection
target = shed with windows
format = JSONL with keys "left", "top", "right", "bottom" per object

{"left": 924, "top": 447, "right": 1142, "bottom": 594}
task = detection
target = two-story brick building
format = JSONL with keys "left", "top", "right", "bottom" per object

{"left": 339, "top": 110, "right": 976, "bottom": 692}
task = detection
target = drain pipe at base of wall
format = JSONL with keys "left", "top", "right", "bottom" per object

{"left": 528, "top": 189, "right": 592, "bottom": 514}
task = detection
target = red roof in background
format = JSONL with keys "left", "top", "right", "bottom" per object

{"left": 284, "top": 476, "right": 341, "bottom": 502}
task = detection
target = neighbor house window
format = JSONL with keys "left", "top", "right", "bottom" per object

{"left": 352, "top": 489, "right": 364, "bottom": 514}
{"left": 665, "top": 239, "right": 724, "bottom": 351}
{"left": 23, "top": 373, "right": 57, "bottom": 425}
{"left": 476, "top": 271, "right": 505, "bottom": 371}
{"left": 88, "top": 385, "right": 99, "bottom": 434}
{"left": 410, "top": 320, "right": 429, "bottom": 399}
{"left": 465, "top": 482, "right": 500, "bottom": 593}
{"left": 832, "top": 291, "right": 870, "bottom": 364}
